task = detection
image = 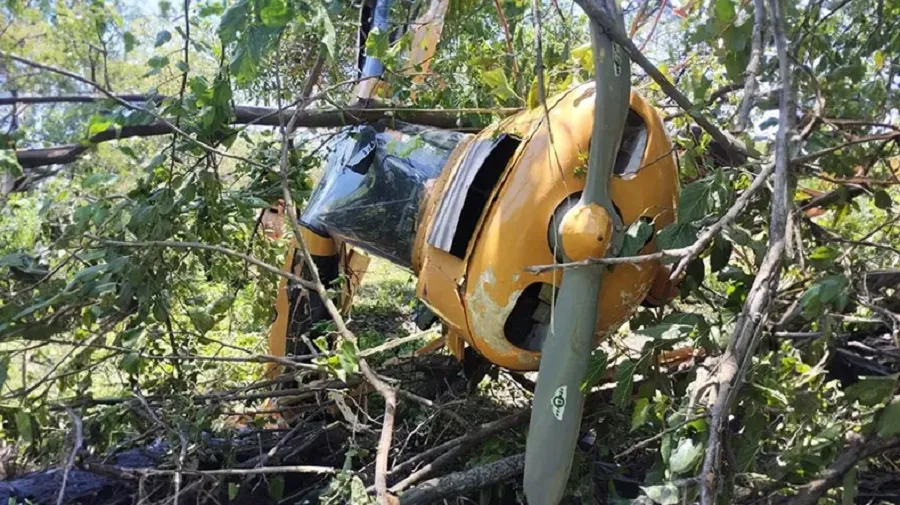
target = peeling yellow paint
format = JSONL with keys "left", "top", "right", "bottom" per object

{"left": 466, "top": 268, "right": 539, "bottom": 370}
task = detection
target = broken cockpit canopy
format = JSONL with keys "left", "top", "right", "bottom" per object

{"left": 300, "top": 122, "right": 468, "bottom": 267}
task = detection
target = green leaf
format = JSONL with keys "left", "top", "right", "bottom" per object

{"left": 365, "top": 27, "right": 389, "bottom": 60}
{"left": 657, "top": 223, "right": 698, "bottom": 250}
{"left": 243, "top": 196, "right": 272, "bottom": 208}
{"left": 877, "top": 396, "right": 900, "bottom": 438}
{"left": 337, "top": 341, "right": 359, "bottom": 381}
{"left": 581, "top": 349, "right": 608, "bottom": 392}
{"left": 714, "top": 0, "right": 735, "bottom": 22}
{"left": 219, "top": 0, "right": 250, "bottom": 45}
{"left": 669, "top": 437, "right": 703, "bottom": 474}
{"left": 315, "top": 1, "right": 336, "bottom": 58}
{"left": 619, "top": 219, "right": 654, "bottom": 257}
{"left": 874, "top": 50, "right": 885, "bottom": 70}
{"left": 873, "top": 190, "right": 893, "bottom": 210}
{"left": 228, "top": 483, "right": 239, "bottom": 500}
{"left": 0, "top": 149, "right": 23, "bottom": 177}
{"left": 15, "top": 410, "right": 33, "bottom": 444}
{"left": 845, "top": 375, "right": 898, "bottom": 406}
{"left": 121, "top": 327, "right": 144, "bottom": 348}
{"left": 82, "top": 173, "right": 118, "bottom": 188}
{"left": 481, "top": 68, "right": 516, "bottom": 102}
{"left": 268, "top": 476, "right": 285, "bottom": 501}
{"left": 0, "top": 253, "right": 29, "bottom": 269}
{"left": 146, "top": 56, "right": 170, "bottom": 76}
{"left": 809, "top": 245, "right": 840, "bottom": 262}
{"left": 231, "top": 25, "right": 282, "bottom": 84}
{"left": 710, "top": 236, "right": 732, "bottom": 272}
{"left": 260, "top": 0, "right": 292, "bottom": 27}
{"left": 0, "top": 356, "right": 10, "bottom": 392}
{"left": 679, "top": 179, "right": 714, "bottom": 223}
{"left": 120, "top": 353, "right": 141, "bottom": 374}
{"left": 800, "top": 275, "right": 849, "bottom": 318}
{"left": 641, "top": 484, "right": 679, "bottom": 505}
{"left": 613, "top": 360, "right": 635, "bottom": 408}
{"left": 208, "top": 295, "right": 235, "bottom": 315}
{"left": 630, "top": 397, "right": 651, "bottom": 432}
{"left": 637, "top": 323, "right": 694, "bottom": 341}
{"left": 661, "top": 433, "right": 673, "bottom": 465}
{"left": 123, "top": 31, "right": 137, "bottom": 53}
{"left": 88, "top": 116, "right": 114, "bottom": 137}
{"left": 154, "top": 30, "right": 172, "bottom": 47}
{"left": 571, "top": 42, "right": 593, "bottom": 73}
{"left": 188, "top": 309, "right": 215, "bottom": 334}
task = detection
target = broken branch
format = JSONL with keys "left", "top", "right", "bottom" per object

{"left": 573, "top": 0, "right": 750, "bottom": 162}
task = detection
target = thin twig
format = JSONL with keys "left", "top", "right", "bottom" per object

{"left": 56, "top": 407, "right": 84, "bottom": 505}
{"left": 1, "top": 51, "right": 265, "bottom": 168}
{"left": 396, "top": 389, "right": 467, "bottom": 426}
{"left": 573, "top": 0, "right": 750, "bottom": 162}
{"left": 273, "top": 40, "right": 399, "bottom": 505}
{"left": 85, "top": 235, "right": 322, "bottom": 293}
{"left": 526, "top": 162, "right": 776, "bottom": 276}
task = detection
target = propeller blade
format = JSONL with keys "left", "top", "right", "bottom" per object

{"left": 524, "top": 3, "right": 630, "bottom": 504}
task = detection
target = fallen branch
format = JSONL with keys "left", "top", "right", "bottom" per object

{"left": 397, "top": 453, "right": 525, "bottom": 505}
{"left": 699, "top": 0, "right": 793, "bottom": 502}
{"left": 85, "top": 235, "right": 322, "bottom": 293}
{"left": 126, "top": 465, "right": 338, "bottom": 477}
{"left": 2, "top": 51, "right": 264, "bottom": 168}
{"left": 386, "top": 409, "right": 528, "bottom": 481}
{"left": 12, "top": 104, "right": 508, "bottom": 170}
{"left": 777, "top": 435, "right": 900, "bottom": 505}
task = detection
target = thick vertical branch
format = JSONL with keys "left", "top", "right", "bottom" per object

{"left": 698, "top": 0, "right": 793, "bottom": 503}
{"left": 734, "top": 0, "right": 766, "bottom": 133}
{"left": 275, "top": 45, "right": 398, "bottom": 505}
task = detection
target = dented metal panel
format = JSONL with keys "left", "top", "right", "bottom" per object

{"left": 300, "top": 122, "right": 465, "bottom": 267}
{"left": 427, "top": 134, "right": 520, "bottom": 255}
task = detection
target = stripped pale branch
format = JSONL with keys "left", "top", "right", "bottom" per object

{"left": 699, "top": 0, "right": 794, "bottom": 502}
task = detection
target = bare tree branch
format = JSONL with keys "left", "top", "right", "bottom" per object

{"left": 11, "top": 100, "right": 513, "bottom": 170}
{"left": 699, "top": 0, "right": 794, "bottom": 501}
{"left": 1, "top": 51, "right": 266, "bottom": 168}
{"left": 734, "top": 0, "right": 766, "bottom": 133}
{"left": 397, "top": 453, "right": 525, "bottom": 505}
{"left": 777, "top": 435, "right": 900, "bottom": 505}
{"left": 273, "top": 43, "right": 400, "bottom": 505}
{"left": 56, "top": 407, "right": 84, "bottom": 505}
